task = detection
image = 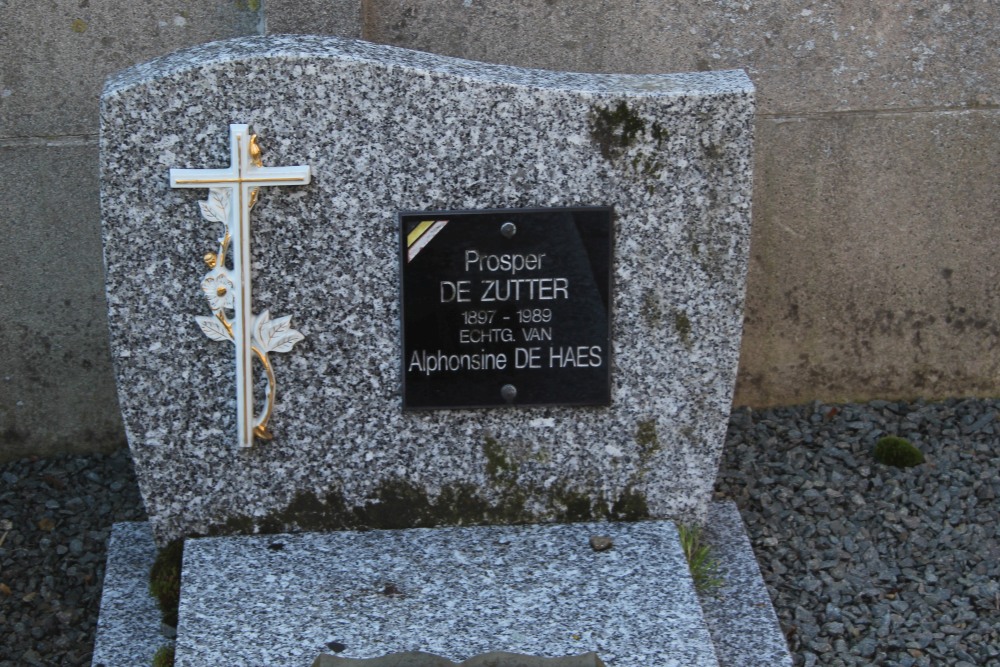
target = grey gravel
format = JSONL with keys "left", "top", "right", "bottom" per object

{"left": 2, "top": 397, "right": 999, "bottom": 666}
{"left": 0, "top": 448, "right": 145, "bottom": 667}
{"left": 716, "top": 398, "right": 1000, "bottom": 667}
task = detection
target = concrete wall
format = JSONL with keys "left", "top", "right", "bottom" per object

{"left": 0, "top": 2, "right": 262, "bottom": 461}
{"left": 2, "top": 0, "right": 997, "bottom": 461}
{"left": 353, "top": 0, "right": 1000, "bottom": 408}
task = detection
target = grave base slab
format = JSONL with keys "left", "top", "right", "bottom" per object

{"left": 93, "top": 502, "right": 790, "bottom": 667}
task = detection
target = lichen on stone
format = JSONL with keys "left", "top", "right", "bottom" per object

{"left": 635, "top": 419, "right": 659, "bottom": 451}
{"left": 674, "top": 310, "right": 692, "bottom": 346}
{"left": 589, "top": 100, "right": 646, "bottom": 160}
{"left": 483, "top": 435, "right": 518, "bottom": 481}
{"left": 641, "top": 290, "right": 663, "bottom": 328}
{"left": 610, "top": 488, "right": 649, "bottom": 521}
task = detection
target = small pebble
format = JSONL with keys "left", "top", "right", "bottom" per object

{"left": 589, "top": 535, "right": 613, "bottom": 552}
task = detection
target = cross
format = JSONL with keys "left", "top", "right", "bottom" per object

{"left": 170, "top": 124, "right": 311, "bottom": 448}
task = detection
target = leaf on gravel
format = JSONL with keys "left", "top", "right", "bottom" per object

{"left": 37, "top": 517, "right": 55, "bottom": 531}
{"left": 0, "top": 582, "right": 11, "bottom": 596}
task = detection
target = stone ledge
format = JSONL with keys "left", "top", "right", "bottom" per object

{"left": 93, "top": 503, "right": 791, "bottom": 667}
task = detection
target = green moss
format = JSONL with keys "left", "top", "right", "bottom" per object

{"left": 629, "top": 155, "right": 664, "bottom": 177}
{"left": 199, "top": 469, "right": 645, "bottom": 536}
{"left": 873, "top": 436, "right": 925, "bottom": 468}
{"left": 213, "top": 514, "right": 255, "bottom": 536}
{"left": 635, "top": 419, "right": 659, "bottom": 451}
{"left": 550, "top": 484, "right": 607, "bottom": 523}
{"left": 650, "top": 122, "right": 669, "bottom": 143}
{"left": 674, "top": 310, "right": 692, "bottom": 346}
{"left": 483, "top": 435, "right": 518, "bottom": 480}
{"left": 593, "top": 496, "right": 610, "bottom": 519}
{"left": 678, "top": 523, "right": 722, "bottom": 594}
{"left": 560, "top": 492, "right": 594, "bottom": 522}
{"left": 275, "top": 489, "right": 349, "bottom": 531}
{"left": 71, "top": 18, "right": 87, "bottom": 33}
{"left": 431, "top": 484, "right": 493, "bottom": 525}
{"left": 213, "top": 488, "right": 351, "bottom": 535}
{"left": 152, "top": 645, "right": 175, "bottom": 667}
{"left": 634, "top": 419, "right": 662, "bottom": 478}
{"left": 641, "top": 291, "right": 662, "bottom": 328}
{"left": 494, "top": 488, "right": 530, "bottom": 523}
{"left": 610, "top": 488, "right": 649, "bottom": 521}
{"left": 209, "top": 488, "right": 350, "bottom": 536}
{"left": 590, "top": 100, "right": 646, "bottom": 160}
{"left": 531, "top": 449, "right": 550, "bottom": 463}
{"left": 208, "top": 477, "right": 534, "bottom": 536}
{"left": 149, "top": 539, "right": 183, "bottom": 628}
{"left": 354, "top": 480, "right": 437, "bottom": 529}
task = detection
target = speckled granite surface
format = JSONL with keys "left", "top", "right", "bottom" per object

{"left": 176, "top": 520, "right": 719, "bottom": 667}
{"left": 92, "top": 506, "right": 790, "bottom": 667}
{"left": 701, "top": 502, "right": 792, "bottom": 667}
{"left": 100, "top": 36, "right": 754, "bottom": 544}
{"left": 92, "top": 523, "right": 166, "bottom": 667}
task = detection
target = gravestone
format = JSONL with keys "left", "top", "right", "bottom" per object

{"left": 100, "top": 35, "right": 754, "bottom": 545}
{"left": 94, "top": 35, "right": 790, "bottom": 667}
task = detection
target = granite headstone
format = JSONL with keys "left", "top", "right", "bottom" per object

{"left": 100, "top": 35, "right": 754, "bottom": 544}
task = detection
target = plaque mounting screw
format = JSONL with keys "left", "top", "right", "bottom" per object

{"left": 501, "top": 384, "right": 518, "bottom": 403}
{"left": 500, "top": 222, "right": 517, "bottom": 238}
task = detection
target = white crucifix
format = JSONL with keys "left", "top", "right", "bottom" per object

{"left": 170, "top": 123, "right": 311, "bottom": 449}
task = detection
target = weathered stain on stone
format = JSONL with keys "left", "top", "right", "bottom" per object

{"left": 483, "top": 435, "right": 518, "bottom": 481}
{"left": 633, "top": 419, "right": 661, "bottom": 479}
{"left": 635, "top": 419, "right": 658, "bottom": 451}
{"left": 589, "top": 100, "right": 645, "bottom": 160}
{"left": 641, "top": 290, "right": 662, "bottom": 328}
{"left": 200, "top": 476, "right": 652, "bottom": 541}
{"left": 610, "top": 488, "right": 649, "bottom": 521}
{"left": 650, "top": 121, "right": 669, "bottom": 143}
{"left": 553, "top": 486, "right": 600, "bottom": 523}
{"left": 674, "top": 310, "right": 692, "bottom": 346}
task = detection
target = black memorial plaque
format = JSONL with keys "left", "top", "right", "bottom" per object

{"left": 400, "top": 207, "right": 612, "bottom": 409}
